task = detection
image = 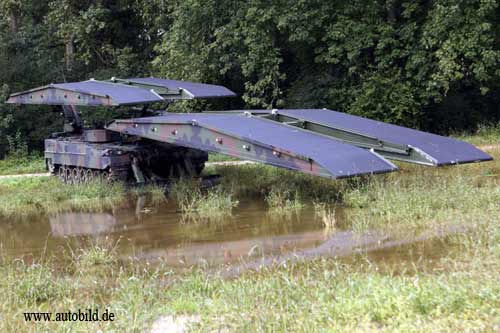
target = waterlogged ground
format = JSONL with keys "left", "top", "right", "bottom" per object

{"left": 0, "top": 132, "right": 498, "bottom": 332}
{"left": 0, "top": 195, "right": 459, "bottom": 270}
{"left": 0, "top": 197, "right": 337, "bottom": 267}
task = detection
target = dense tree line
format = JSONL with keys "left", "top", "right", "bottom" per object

{"left": 0, "top": 0, "right": 499, "bottom": 157}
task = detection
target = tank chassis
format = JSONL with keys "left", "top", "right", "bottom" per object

{"left": 6, "top": 77, "right": 493, "bottom": 184}
{"left": 44, "top": 118, "right": 208, "bottom": 184}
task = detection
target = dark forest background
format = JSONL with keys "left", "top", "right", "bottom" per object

{"left": 1, "top": 0, "right": 499, "bottom": 157}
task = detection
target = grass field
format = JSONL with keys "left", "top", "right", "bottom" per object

{"left": 0, "top": 126, "right": 498, "bottom": 332}
{"left": 0, "top": 154, "right": 45, "bottom": 175}
{"left": 0, "top": 177, "right": 127, "bottom": 218}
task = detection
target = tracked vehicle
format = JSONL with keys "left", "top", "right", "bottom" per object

{"left": 6, "top": 77, "right": 492, "bottom": 183}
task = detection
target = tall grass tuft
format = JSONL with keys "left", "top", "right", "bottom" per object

{"left": 313, "top": 202, "right": 336, "bottom": 230}
{"left": 265, "top": 186, "right": 304, "bottom": 217}
{"left": 67, "top": 238, "right": 121, "bottom": 278}
{"left": 170, "top": 179, "right": 238, "bottom": 222}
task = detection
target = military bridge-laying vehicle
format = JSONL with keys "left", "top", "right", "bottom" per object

{"left": 6, "top": 77, "right": 492, "bottom": 184}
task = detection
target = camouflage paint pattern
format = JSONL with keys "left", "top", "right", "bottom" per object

{"left": 106, "top": 117, "right": 392, "bottom": 179}
{"left": 6, "top": 85, "right": 115, "bottom": 106}
{"left": 45, "top": 138, "right": 131, "bottom": 170}
{"left": 83, "top": 129, "right": 120, "bottom": 143}
{"left": 6, "top": 77, "right": 238, "bottom": 106}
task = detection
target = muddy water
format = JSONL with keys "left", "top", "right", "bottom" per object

{"left": 0, "top": 197, "right": 332, "bottom": 266}
{"left": 0, "top": 196, "right": 457, "bottom": 268}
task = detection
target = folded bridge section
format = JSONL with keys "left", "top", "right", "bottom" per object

{"left": 107, "top": 109, "right": 492, "bottom": 179}
{"left": 6, "top": 77, "right": 236, "bottom": 106}
{"left": 255, "top": 109, "right": 492, "bottom": 166}
{"left": 106, "top": 113, "right": 399, "bottom": 179}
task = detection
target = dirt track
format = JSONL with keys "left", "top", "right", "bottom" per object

{"left": 0, "top": 172, "right": 51, "bottom": 180}
{"left": 478, "top": 143, "right": 500, "bottom": 151}
{"left": 0, "top": 160, "right": 257, "bottom": 180}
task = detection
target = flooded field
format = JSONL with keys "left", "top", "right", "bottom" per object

{"left": 0, "top": 141, "right": 498, "bottom": 332}
{"left": 0, "top": 193, "right": 459, "bottom": 270}
{"left": 0, "top": 196, "right": 332, "bottom": 265}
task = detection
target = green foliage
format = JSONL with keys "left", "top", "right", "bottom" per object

{"left": 1, "top": 0, "right": 500, "bottom": 156}
{"left": 0, "top": 0, "right": 157, "bottom": 155}
{"left": 45, "top": 0, "right": 152, "bottom": 78}
{"left": 155, "top": 0, "right": 500, "bottom": 129}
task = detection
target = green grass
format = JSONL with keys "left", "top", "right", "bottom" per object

{"left": 343, "top": 163, "right": 500, "bottom": 233}
{"left": 169, "top": 179, "right": 239, "bottom": 222}
{"left": 205, "top": 163, "right": 355, "bottom": 203}
{"left": 207, "top": 152, "right": 240, "bottom": 162}
{"left": 0, "top": 177, "right": 127, "bottom": 218}
{"left": 0, "top": 176, "right": 171, "bottom": 219}
{"left": 454, "top": 122, "right": 500, "bottom": 146}
{"left": 265, "top": 186, "right": 305, "bottom": 217}
{"left": 0, "top": 154, "right": 45, "bottom": 175}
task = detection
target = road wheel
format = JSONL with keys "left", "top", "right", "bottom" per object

{"left": 83, "top": 169, "right": 93, "bottom": 182}
{"left": 64, "top": 167, "right": 72, "bottom": 184}
{"left": 58, "top": 166, "right": 66, "bottom": 183}
{"left": 70, "top": 168, "right": 78, "bottom": 185}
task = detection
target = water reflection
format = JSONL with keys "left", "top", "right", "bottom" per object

{"left": 0, "top": 196, "right": 333, "bottom": 266}
{"left": 0, "top": 195, "right": 461, "bottom": 269}
{"left": 50, "top": 213, "right": 117, "bottom": 237}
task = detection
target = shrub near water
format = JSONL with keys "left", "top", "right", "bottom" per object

{"left": 0, "top": 177, "right": 125, "bottom": 218}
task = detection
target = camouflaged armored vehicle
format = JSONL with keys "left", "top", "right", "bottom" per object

{"left": 6, "top": 77, "right": 492, "bottom": 184}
